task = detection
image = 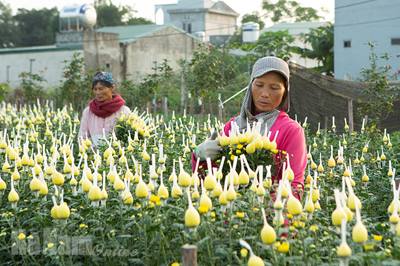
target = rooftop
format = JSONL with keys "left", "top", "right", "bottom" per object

{"left": 97, "top": 24, "right": 200, "bottom": 45}
{"left": 261, "top": 21, "right": 330, "bottom": 36}
{"left": 0, "top": 44, "right": 83, "bottom": 55}
{"left": 97, "top": 24, "right": 168, "bottom": 45}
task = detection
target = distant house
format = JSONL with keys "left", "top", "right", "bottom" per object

{"left": 155, "top": 0, "right": 239, "bottom": 42}
{"left": 334, "top": 0, "right": 400, "bottom": 80}
{"left": 260, "top": 21, "right": 329, "bottom": 68}
{"left": 0, "top": 44, "right": 85, "bottom": 88}
{"left": 96, "top": 24, "right": 200, "bottom": 82}
{"left": 0, "top": 24, "right": 200, "bottom": 88}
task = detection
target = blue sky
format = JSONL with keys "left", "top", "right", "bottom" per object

{"left": 7, "top": 0, "right": 334, "bottom": 27}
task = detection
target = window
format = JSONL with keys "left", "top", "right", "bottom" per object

{"left": 183, "top": 23, "right": 191, "bottom": 33}
{"left": 391, "top": 38, "right": 400, "bottom": 45}
{"left": 344, "top": 41, "right": 351, "bottom": 48}
{"left": 106, "top": 63, "right": 111, "bottom": 70}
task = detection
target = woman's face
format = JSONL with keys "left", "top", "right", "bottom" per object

{"left": 251, "top": 71, "right": 286, "bottom": 113}
{"left": 92, "top": 82, "right": 115, "bottom": 102}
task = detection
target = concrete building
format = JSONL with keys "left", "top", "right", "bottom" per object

{"left": 260, "top": 21, "right": 329, "bottom": 68}
{"left": 83, "top": 31, "right": 122, "bottom": 82}
{"left": 155, "top": 0, "right": 239, "bottom": 42}
{"left": 334, "top": 0, "right": 400, "bottom": 81}
{"left": 0, "top": 44, "right": 84, "bottom": 88}
{"left": 0, "top": 24, "right": 200, "bottom": 88}
{"left": 0, "top": 31, "right": 121, "bottom": 88}
{"left": 97, "top": 24, "right": 200, "bottom": 82}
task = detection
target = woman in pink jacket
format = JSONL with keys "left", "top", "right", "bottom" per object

{"left": 78, "top": 71, "right": 130, "bottom": 148}
{"left": 193, "top": 56, "right": 307, "bottom": 200}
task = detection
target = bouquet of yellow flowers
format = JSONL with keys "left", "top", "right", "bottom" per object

{"left": 217, "top": 120, "right": 287, "bottom": 180}
{"left": 114, "top": 110, "right": 155, "bottom": 145}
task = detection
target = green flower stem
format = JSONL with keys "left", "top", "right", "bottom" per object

{"left": 249, "top": 193, "right": 255, "bottom": 229}
{"left": 15, "top": 206, "right": 22, "bottom": 233}
{"left": 161, "top": 230, "right": 177, "bottom": 262}
{"left": 141, "top": 199, "right": 149, "bottom": 266}
{"left": 204, "top": 215, "right": 215, "bottom": 266}
{"left": 270, "top": 245, "right": 278, "bottom": 266}
{"left": 233, "top": 251, "right": 245, "bottom": 266}
{"left": 275, "top": 210, "right": 281, "bottom": 238}
{"left": 152, "top": 205, "right": 163, "bottom": 265}
{"left": 119, "top": 196, "right": 124, "bottom": 228}
{"left": 159, "top": 227, "right": 168, "bottom": 265}
{"left": 60, "top": 254, "right": 66, "bottom": 266}
{"left": 327, "top": 236, "right": 332, "bottom": 265}
{"left": 300, "top": 228, "right": 309, "bottom": 265}
{"left": 3, "top": 239, "right": 18, "bottom": 266}
{"left": 366, "top": 183, "right": 371, "bottom": 218}
{"left": 228, "top": 203, "right": 234, "bottom": 265}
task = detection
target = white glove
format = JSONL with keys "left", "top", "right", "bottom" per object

{"left": 195, "top": 131, "right": 222, "bottom": 161}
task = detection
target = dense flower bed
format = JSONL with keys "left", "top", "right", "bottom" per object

{"left": 0, "top": 102, "right": 399, "bottom": 266}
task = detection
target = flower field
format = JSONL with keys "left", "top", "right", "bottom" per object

{"left": 0, "top": 102, "right": 399, "bottom": 266}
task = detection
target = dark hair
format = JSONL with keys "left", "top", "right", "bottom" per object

{"left": 92, "top": 80, "right": 114, "bottom": 90}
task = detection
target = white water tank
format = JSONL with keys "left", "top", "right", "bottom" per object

{"left": 60, "top": 4, "right": 97, "bottom": 31}
{"left": 193, "top": 31, "right": 205, "bottom": 42}
{"left": 242, "top": 22, "right": 259, "bottom": 43}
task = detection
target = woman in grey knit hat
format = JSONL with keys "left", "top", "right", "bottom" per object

{"left": 193, "top": 56, "right": 307, "bottom": 201}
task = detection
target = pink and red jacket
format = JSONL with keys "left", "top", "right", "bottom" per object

{"left": 78, "top": 106, "right": 130, "bottom": 147}
{"left": 191, "top": 111, "right": 307, "bottom": 201}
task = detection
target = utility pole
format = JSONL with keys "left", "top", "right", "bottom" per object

{"left": 94, "top": 2, "right": 100, "bottom": 67}
{"left": 6, "top": 66, "right": 10, "bottom": 84}
{"left": 219, "top": 36, "right": 231, "bottom": 122}
{"left": 181, "top": 15, "right": 190, "bottom": 115}
{"left": 247, "top": 60, "right": 250, "bottom": 81}
{"left": 153, "top": 61, "right": 157, "bottom": 123}
{"left": 29, "top": 59, "right": 35, "bottom": 74}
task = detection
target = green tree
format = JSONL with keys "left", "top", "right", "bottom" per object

{"left": 185, "top": 43, "right": 236, "bottom": 116}
{"left": 95, "top": 1, "right": 126, "bottom": 27}
{"left": 0, "top": 1, "right": 18, "bottom": 48}
{"left": 13, "top": 7, "right": 59, "bottom": 47}
{"left": 241, "top": 12, "right": 265, "bottom": 30}
{"left": 121, "top": 60, "right": 176, "bottom": 112}
{"left": 0, "top": 1, "right": 152, "bottom": 48}
{"left": 357, "top": 42, "right": 399, "bottom": 137}
{"left": 254, "top": 30, "right": 295, "bottom": 57}
{"left": 19, "top": 71, "right": 47, "bottom": 104}
{"left": 262, "top": 0, "right": 322, "bottom": 23}
{"left": 0, "top": 83, "right": 12, "bottom": 100}
{"left": 58, "top": 53, "right": 94, "bottom": 112}
{"left": 228, "top": 26, "right": 242, "bottom": 45}
{"left": 95, "top": 0, "right": 153, "bottom": 28}
{"left": 234, "top": 29, "right": 294, "bottom": 74}
{"left": 126, "top": 17, "right": 154, "bottom": 25}
{"left": 131, "top": 75, "right": 157, "bottom": 109}
{"left": 294, "top": 23, "right": 334, "bottom": 76}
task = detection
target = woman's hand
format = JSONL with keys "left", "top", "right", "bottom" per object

{"left": 195, "top": 131, "right": 222, "bottom": 161}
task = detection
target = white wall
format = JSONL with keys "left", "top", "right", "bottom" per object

{"left": 169, "top": 11, "right": 206, "bottom": 35}
{"left": 205, "top": 11, "right": 236, "bottom": 40}
{"left": 335, "top": 0, "right": 400, "bottom": 80}
{"left": 155, "top": 0, "right": 214, "bottom": 25}
{"left": 290, "top": 36, "right": 320, "bottom": 68}
{"left": 125, "top": 27, "right": 198, "bottom": 81}
{"left": 0, "top": 49, "right": 83, "bottom": 89}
